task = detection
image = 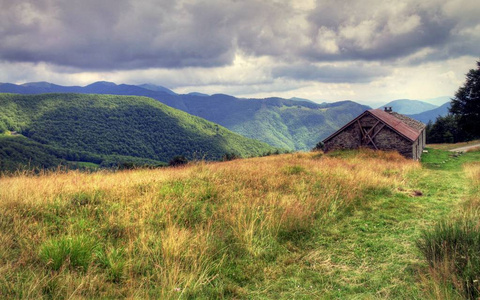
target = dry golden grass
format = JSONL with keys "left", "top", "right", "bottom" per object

{"left": 0, "top": 150, "right": 420, "bottom": 298}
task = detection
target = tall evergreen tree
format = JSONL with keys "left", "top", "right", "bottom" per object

{"left": 426, "top": 115, "right": 463, "bottom": 144}
{"left": 450, "top": 60, "right": 480, "bottom": 140}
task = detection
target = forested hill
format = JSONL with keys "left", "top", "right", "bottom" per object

{"left": 0, "top": 82, "right": 370, "bottom": 150}
{"left": 0, "top": 93, "right": 277, "bottom": 172}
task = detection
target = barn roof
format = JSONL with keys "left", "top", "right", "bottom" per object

{"left": 323, "top": 109, "right": 425, "bottom": 143}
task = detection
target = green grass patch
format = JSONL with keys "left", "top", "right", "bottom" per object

{"left": 39, "top": 235, "right": 98, "bottom": 271}
{"left": 75, "top": 161, "right": 100, "bottom": 169}
{"left": 422, "top": 147, "right": 480, "bottom": 170}
{"left": 283, "top": 165, "right": 306, "bottom": 175}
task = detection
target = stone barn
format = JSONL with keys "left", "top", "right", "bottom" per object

{"left": 321, "top": 108, "right": 426, "bottom": 160}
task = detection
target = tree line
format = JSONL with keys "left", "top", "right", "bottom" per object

{"left": 426, "top": 60, "right": 480, "bottom": 144}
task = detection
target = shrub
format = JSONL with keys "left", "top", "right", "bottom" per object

{"left": 313, "top": 141, "right": 324, "bottom": 151}
{"left": 222, "top": 152, "right": 239, "bottom": 161}
{"left": 169, "top": 155, "right": 188, "bottom": 167}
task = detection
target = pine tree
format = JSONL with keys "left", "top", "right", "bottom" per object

{"left": 450, "top": 60, "right": 480, "bottom": 140}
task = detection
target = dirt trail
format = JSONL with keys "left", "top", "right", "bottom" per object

{"left": 449, "top": 143, "right": 480, "bottom": 152}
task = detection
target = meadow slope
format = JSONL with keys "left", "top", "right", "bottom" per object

{"left": 1, "top": 149, "right": 479, "bottom": 298}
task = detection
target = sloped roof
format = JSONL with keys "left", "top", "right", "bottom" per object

{"left": 368, "top": 109, "right": 424, "bottom": 141}
{"left": 323, "top": 109, "right": 425, "bottom": 143}
{"left": 389, "top": 112, "right": 426, "bottom": 132}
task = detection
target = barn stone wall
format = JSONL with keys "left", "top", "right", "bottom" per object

{"left": 373, "top": 126, "right": 413, "bottom": 158}
{"left": 323, "top": 122, "right": 362, "bottom": 152}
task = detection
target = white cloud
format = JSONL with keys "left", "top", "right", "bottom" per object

{"left": 387, "top": 14, "right": 421, "bottom": 35}
{"left": 315, "top": 27, "right": 339, "bottom": 54}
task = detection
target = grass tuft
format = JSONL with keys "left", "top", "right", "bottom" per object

{"left": 39, "top": 235, "right": 97, "bottom": 271}
{"left": 417, "top": 219, "right": 480, "bottom": 299}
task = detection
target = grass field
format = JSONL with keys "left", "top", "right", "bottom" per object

{"left": 1, "top": 148, "right": 479, "bottom": 298}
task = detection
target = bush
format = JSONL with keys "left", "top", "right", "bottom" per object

{"left": 417, "top": 219, "right": 480, "bottom": 299}
{"left": 168, "top": 155, "right": 188, "bottom": 167}
{"left": 313, "top": 141, "right": 324, "bottom": 151}
{"left": 222, "top": 152, "right": 239, "bottom": 161}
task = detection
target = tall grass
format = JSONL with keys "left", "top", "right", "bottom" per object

{"left": 0, "top": 150, "right": 419, "bottom": 298}
{"left": 417, "top": 162, "right": 480, "bottom": 299}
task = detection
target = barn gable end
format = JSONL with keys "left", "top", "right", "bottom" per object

{"left": 321, "top": 108, "right": 426, "bottom": 160}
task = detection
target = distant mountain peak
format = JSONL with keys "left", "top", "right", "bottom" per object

{"left": 187, "top": 92, "right": 209, "bottom": 97}
{"left": 379, "top": 99, "right": 438, "bottom": 115}
{"left": 137, "top": 83, "right": 176, "bottom": 95}
{"left": 423, "top": 96, "right": 452, "bottom": 106}
{"left": 289, "top": 97, "right": 316, "bottom": 104}
{"left": 86, "top": 81, "right": 118, "bottom": 87}
{"left": 21, "top": 81, "right": 56, "bottom": 88}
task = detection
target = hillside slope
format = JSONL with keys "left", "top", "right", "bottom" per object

{"left": 0, "top": 82, "right": 370, "bottom": 150}
{"left": 168, "top": 95, "right": 369, "bottom": 150}
{"left": 0, "top": 93, "right": 277, "bottom": 171}
{"left": 407, "top": 102, "right": 451, "bottom": 124}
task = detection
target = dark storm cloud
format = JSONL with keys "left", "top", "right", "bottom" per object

{"left": 0, "top": 0, "right": 479, "bottom": 73}
{"left": 0, "top": 0, "right": 241, "bottom": 70}
{"left": 272, "top": 63, "right": 391, "bottom": 83}
{"left": 304, "top": 0, "right": 479, "bottom": 63}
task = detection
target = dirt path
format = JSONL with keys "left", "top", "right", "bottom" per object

{"left": 449, "top": 143, "right": 480, "bottom": 152}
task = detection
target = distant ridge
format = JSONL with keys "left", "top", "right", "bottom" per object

{"left": 188, "top": 92, "right": 209, "bottom": 97}
{"left": 21, "top": 82, "right": 63, "bottom": 88}
{"left": 379, "top": 99, "right": 438, "bottom": 115}
{"left": 137, "top": 83, "right": 177, "bottom": 95}
{"left": 407, "top": 102, "right": 451, "bottom": 124}
{"left": 424, "top": 96, "right": 451, "bottom": 106}
{"left": 289, "top": 97, "right": 317, "bottom": 104}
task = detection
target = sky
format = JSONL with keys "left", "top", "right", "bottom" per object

{"left": 1, "top": 0, "right": 479, "bottom": 105}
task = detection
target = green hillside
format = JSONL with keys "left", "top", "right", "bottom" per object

{"left": 0, "top": 134, "right": 169, "bottom": 173}
{"left": 0, "top": 93, "right": 277, "bottom": 172}
{"left": 0, "top": 82, "right": 370, "bottom": 150}
{"left": 227, "top": 100, "right": 368, "bottom": 150}
{"left": 163, "top": 95, "right": 369, "bottom": 150}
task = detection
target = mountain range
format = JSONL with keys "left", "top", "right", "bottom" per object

{"left": 0, "top": 81, "right": 370, "bottom": 150}
{"left": 0, "top": 81, "right": 453, "bottom": 151}
{"left": 378, "top": 99, "right": 438, "bottom": 115}
{"left": 406, "top": 102, "right": 451, "bottom": 124}
{"left": 0, "top": 93, "right": 276, "bottom": 172}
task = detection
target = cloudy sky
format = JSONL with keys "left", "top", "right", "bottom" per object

{"left": 1, "top": 0, "right": 479, "bottom": 105}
